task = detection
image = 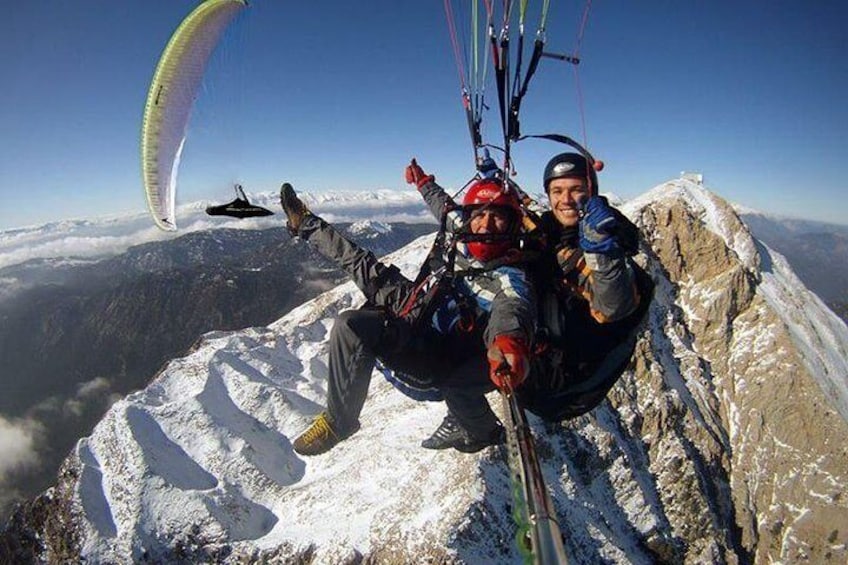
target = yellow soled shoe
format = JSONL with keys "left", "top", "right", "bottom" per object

{"left": 293, "top": 412, "right": 358, "bottom": 456}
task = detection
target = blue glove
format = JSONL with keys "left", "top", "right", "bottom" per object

{"left": 579, "top": 196, "right": 620, "bottom": 254}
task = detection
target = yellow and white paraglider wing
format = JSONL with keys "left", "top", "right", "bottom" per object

{"left": 141, "top": 0, "right": 247, "bottom": 231}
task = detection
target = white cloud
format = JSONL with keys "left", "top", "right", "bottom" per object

{"left": 31, "top": 377, "right": 118, "bottom": 420}
{"left": 0, "top": 191, "right": 432, "bottom": 271}
{"left": 76, "top": 376, "right": 112, "bottom": 400}
{"left": 0, "top": 415, "right": 42, "bottom": 480}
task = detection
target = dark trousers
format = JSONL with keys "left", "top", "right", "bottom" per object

{"left": 521, "top": 268, "right": 654, "bottom": 421}
{"left": 519, "top": 328, "right": 640, "bottom": 421}
{"left": 298, "top": 216, "right": 499, "bottom": 438}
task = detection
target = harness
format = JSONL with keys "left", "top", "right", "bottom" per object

{"left": 395, "top": 201, "right": 464, "bottom": 328}
{"left": 395, "top": 197, "right": 537, "bottom": 332}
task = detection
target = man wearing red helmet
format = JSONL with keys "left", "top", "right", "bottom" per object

{"left": 280, "top": 166, "right": 537, "bottom": 456}
{"left": 456, "top": 179, "right": 523, "bottom": 261}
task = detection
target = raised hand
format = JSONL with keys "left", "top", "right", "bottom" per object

{"left": 404, "top": 158, "right": 434, "bottom": 189}
{"left": 579, "top": 195, "right": 620, "bottom": 254}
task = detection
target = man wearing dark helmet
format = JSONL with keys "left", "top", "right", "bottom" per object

{"left": 521, "top": 152, "right": 653, "bottom": 422}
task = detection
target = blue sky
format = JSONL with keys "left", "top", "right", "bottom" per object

{"left": 1, "top": 0, "right": 846, "bottom": 230}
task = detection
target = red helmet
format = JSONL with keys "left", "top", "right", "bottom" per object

{"left": 461, "top": 179, "right": 522, "bottom": 262}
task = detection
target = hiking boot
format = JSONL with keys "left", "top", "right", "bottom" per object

{"left": 280, "top": 182, "right": 311, "bottom": 235}
{"left": 293, "top": 412, "right": 357, "bottom": 456}
{"left": 422, "top": 413, "right": 505, "bottom": 453}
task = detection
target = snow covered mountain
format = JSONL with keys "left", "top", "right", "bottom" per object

{"left": 0, "top": 188, "right": 432, "bottom": 520}
{"left": 0, "top": 218, "right": 434, "bottom": 525}
{"left": 4, "top": 179, "right": 848, "bottom": 563}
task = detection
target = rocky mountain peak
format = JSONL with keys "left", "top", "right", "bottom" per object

{"left": 625, "top": 179, "right": 848, "bottom": 563}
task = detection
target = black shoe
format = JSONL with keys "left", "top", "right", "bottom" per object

{"left": 422, "top": 413, "right": 504, "bottom": 453}
{"left": 280, "top": 182, "right": 311, "bottom": 235}
{"left": 454, "top": 423, "right": 505, "bottom": 453}
{"left": 421, "top": 413, "right": 464, "bottom": 450}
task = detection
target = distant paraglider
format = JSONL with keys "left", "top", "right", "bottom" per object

{"left": 141, "top": 0, "right": 248, "bottom": 231}
{"left": 206, "top": 184, "right": 274, "bottom": 218}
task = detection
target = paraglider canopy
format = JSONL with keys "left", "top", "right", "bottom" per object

{"left": 141, "top": 0, "right": 248, "bottom": 231}
{"left": 206, "top": 184, "right": 274, "bottom": 218}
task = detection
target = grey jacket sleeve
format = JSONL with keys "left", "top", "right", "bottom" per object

{"left": 478, "top": 265, "right": 537, "bottom": 348}
{"left": 417, "top": 179, "right": 464, "bottom": 232}
{"left": 580, "top": 252, "right": 640, "bottom": 323}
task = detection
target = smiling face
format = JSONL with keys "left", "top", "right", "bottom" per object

{"left": 547, "top": 177, "right": 591, "bottom": 227}
{"left": 468, "top": 206, "right": 513, "bottom": 235}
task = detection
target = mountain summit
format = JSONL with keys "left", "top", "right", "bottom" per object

{"left": 5, "top": 180, "right": 848, "bottom": 564}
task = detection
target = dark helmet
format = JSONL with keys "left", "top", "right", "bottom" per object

{"left": 543, "top": 152, "right": 599, "bottom": 194}
{"left": 462, "top": 179, "right": 522, "bottom": 262}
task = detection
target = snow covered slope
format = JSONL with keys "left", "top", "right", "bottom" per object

{"left": 55, "top": 235, "right": 531, "bottom": 563}
{"left": 7, "top": 179, "right": 848, "bottom": 564}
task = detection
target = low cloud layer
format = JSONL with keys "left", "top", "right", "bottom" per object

{"left": 30, "top": 377, "right": 122, "bottom": 423}
{"left": 0, "top": 415, "right": 42, "bottom": 481}
{"left": 0, "top": 191, "right": 431, "bottom": 271}
{"left": 0, "top": 377, "right": 122, "bottom": 516}
{"left": 0, "top": 377, "right": 120, "bottom": 483}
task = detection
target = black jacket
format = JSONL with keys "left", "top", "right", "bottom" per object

{"left": 522, "top": 205, "right": 654, "bottom": 420}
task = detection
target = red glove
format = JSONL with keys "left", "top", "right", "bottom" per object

{"left": 487, "top": 334, "right": 530, "bottom": 390}
{"left": 404, "top": 158, "right": 435, "bottom": 189}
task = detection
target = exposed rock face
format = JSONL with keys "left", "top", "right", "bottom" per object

{"left": 3, "top": 181, "right": 847, "bottom": 564}
{"left": 624, "top": 181, "right": 848, "bottom": 563}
